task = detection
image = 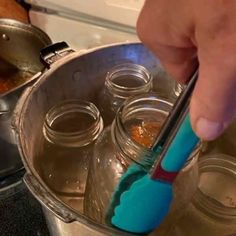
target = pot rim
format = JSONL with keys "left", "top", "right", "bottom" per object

{"left": 15, "top": 42, "right": 144, "bottom": 236}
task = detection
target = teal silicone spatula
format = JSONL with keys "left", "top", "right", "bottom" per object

{"left": 111, "top": 108, "right": 199, "bottom": 234}
{"left": 106, "top": 71, "right": 198, "bottom": 225}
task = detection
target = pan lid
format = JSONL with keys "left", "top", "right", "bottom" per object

{"left": 0, "top": 18, "right": 51, "bottom": 97}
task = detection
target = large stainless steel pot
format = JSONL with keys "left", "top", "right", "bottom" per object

{"left": 0, "top": 19, "right": 51, "bottom": 178}
{"left": 14, "top": 42, "right": 177, "bottom": 236}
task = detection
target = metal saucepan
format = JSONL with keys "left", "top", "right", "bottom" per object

{"left": 0, "top": 19, "right": 51, "bottom": 179}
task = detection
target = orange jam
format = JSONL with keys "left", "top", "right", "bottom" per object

{"left": 130, "top": 121, "right": 163, "bottom": 148}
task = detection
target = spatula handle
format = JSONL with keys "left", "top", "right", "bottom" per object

{"left": 151, "top": 110, "right": 199, "bottom": 182}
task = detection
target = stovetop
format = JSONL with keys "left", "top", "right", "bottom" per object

{"left": 0, "top": 138, "right": 23, "bottom": 179}
{"left": 0, "top": 170, "right": 50, "bottom": 236}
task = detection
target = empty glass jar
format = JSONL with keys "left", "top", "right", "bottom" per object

{"left": 37, "top": 100, "right": 103, "bottom": 212}
{"left": 166, "top": 153, "right": 236, "bottom": 236}
{"left": 84, "top": 93, "right": 200, "bottom": 231}
{"left": 98, "top": 63, "right": 152, "bottom": 125}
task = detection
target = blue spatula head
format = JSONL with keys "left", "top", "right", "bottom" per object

{"left": 106, "top": 147, "right": 162, "bottom": 224}
{"left": 111, "top": 174, "right": 173, "bottom": 234}
{"left": 106, "top": 164, "right": 146, "bottom": 223}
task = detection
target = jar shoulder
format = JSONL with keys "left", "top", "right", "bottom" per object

{"left": 93, "top": 126, "right": 119, "bottom": 165}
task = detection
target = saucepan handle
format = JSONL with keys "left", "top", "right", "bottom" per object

{"left": 40, "top": 41, "right": 75, "bottom": 68}
{"left": 24, "top": 173, "right": 76, "bottom": 223}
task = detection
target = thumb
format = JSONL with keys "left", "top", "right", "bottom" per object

{"left": 190, "top": 52, "right": 236, "bottom": 141}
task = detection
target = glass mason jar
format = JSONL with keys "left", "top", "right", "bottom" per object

{"left": 166, "top": 153, "right": 236, "bottom": 236}
{"left": 98, "top": 63, "right": 152, "bottom": 125}
{"left": 84, "top": 93, "right": 199, "bottom": 230}
{"left": 37, "top": 100, "right": 103, "bottom": 213}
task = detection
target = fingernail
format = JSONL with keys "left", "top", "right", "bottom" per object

{"left": 195, "top": 118, "right": 224, "bottom": 140}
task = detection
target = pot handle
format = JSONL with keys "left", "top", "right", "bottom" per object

{"left": 40, "top": 41, "right": 75, "bottom": 68}
{"left": 24, "top": 173, "right": 76, "bottom": 223}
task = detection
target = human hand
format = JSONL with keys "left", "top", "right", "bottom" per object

{"left": 137, "top": 0, "right": 236, "bottom": 140}
{"left": 0, "top": 0, "right": 28, "bottom": 23}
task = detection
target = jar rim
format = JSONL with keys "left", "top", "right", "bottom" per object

{"left": 105, "top": 63, "right": 152, "bottom": 98}
{"left": 193, "top": 153, "right": 236, "bottom": 220}
{"left": 43, "top": 99, "right": 103, "bottom": 147}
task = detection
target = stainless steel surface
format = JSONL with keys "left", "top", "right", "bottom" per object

{"left": 14, "top": 42, "right": 177, "bottom": 236}
{"left": 0, "top": 19, "right": 51, "bottom": 178}
{"left": 43, "top": 209, "right": 105, "bottom": 236}
{"left": 24, "top": 173, "right": 75, "bottom": 223}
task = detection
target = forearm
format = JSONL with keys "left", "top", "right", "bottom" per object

{"left": 0, "top": 0, "right": 28, "bottom": 23}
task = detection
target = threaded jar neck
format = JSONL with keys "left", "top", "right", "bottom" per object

{"left": 105, "top": 63, "right": 152, "bottom": 99}
{"left": 193, "top": 154, "right": 236, "bottom": 222}
{"left": 43, "top": 100, "right": 103, "bottom": 147}
{"left": 112, "top": 93, "right": 172, "bottom": 169}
